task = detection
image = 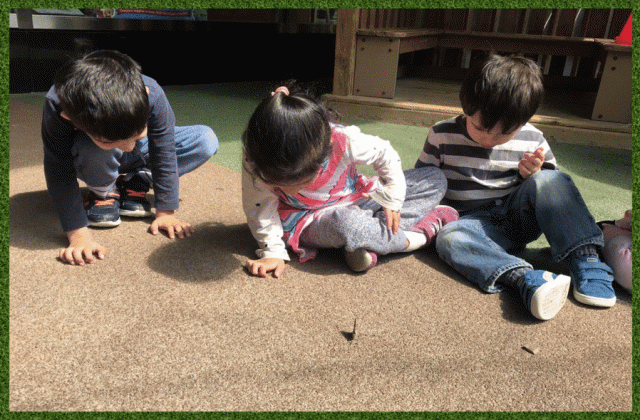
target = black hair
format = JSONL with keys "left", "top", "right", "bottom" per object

{"left": 242, "top": 81, "right": 338, "bottom": 185}
{"left": 54, "top": 50, "right": 149, "bottom": 141}
{"left": 459, "top": 53, "right": 544, "bottom": 134}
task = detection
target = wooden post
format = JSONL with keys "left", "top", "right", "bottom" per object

{"left": 591, "top": 41, "right": 632, "bottom": 124}
{"left": 333, "top": 9, "right": 360, "bottom": 96}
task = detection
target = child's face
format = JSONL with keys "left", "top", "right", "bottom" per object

{"left": 87, "top": 127, "right": 147, "bottom": 152}
{"left": 269, "top": 173, "right": 318, "bottom": 195}
{"left": 60, "top": 111, "right": 147, "bottom": 152}
{"left": 465, "top": 112, "right": 521, "bottom": 149}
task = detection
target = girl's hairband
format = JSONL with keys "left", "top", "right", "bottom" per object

{"left": 271, "top": 86, "right": 290, "bottom": 97}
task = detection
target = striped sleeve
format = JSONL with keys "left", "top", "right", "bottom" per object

{"left": 415, "top": 118, "right": 460, "bottom": 169}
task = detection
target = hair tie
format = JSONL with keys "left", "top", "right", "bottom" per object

{"left": 271, "top": 86, "right": 290, "bottom": 97}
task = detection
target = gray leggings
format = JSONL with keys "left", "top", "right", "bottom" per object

{"left": 299, "top": 166, "right": 447, "bottom": 255}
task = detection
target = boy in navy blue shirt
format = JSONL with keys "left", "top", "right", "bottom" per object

{"left": 42, "top": 50, "right": 218, "bottom": 265}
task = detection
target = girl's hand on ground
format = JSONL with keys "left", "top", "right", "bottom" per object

{"left": 519, "top": 147, "right": 545, "bottom": 179}
{"left": 61, "top": 227, "right": 107, "bottom": 265}
{"left": 245, "top": 258, "right": 286, "bottom": 278}
{"left": 151, "top": 210, "right": 194, "bottom": 239}
{"left": 383, "top": 207, "right": 401, "bottom": 235}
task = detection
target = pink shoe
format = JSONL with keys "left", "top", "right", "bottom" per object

{"left": 345, "top": 248, "right": 378, "bottom": 272}
{"left": 410, "top": 205, "right": 459, "bottom": 244}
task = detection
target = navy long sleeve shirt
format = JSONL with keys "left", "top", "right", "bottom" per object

{"left": 42, "top": 75, "right": 179, "bottom": 232}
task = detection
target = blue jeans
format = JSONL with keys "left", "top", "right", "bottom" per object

{"left": 435, "top": 170, "right": 604, "bottom": 293}
{"left": 72, "top": 125, "right": 218, "bottom": 195}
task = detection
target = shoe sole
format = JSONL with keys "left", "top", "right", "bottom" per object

{"left": 120, "top": 208, "right": 154, "bottom": 218}
{"left": 88, "top": 218, "right": 121, "bottom": 228}
{"left": 572, "top": 282, "right": 617, "bottom": 308}
{"left": 530, "top": 274, "right": 571, "bottom": 320}
{"left": 345, "top": 248, "right": 376, "bottom": 272}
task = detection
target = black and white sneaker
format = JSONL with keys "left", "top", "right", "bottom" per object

{"left": 117, "top": 174, "right": 153, "bottom": 218}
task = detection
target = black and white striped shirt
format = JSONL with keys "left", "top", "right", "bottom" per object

{"left": 415, "top": 115, "right": 557, "bottom": 213}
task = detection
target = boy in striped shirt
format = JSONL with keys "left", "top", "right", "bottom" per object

{"left": 416, "top": 54, "right": 615, "bottom": 320}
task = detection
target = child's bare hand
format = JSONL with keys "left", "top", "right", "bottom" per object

{"left": 245, "top": 258, "right": 286, "bottom": 278}
{"left": 383, "top": 207, "right": 401, "bottom": 235}
{"left": 150, "top": 210, "right": 194, "bottom": 239}
{"left": 519, "top": 147, "right": 545, "bottom": 179}
{"left": 60, "top": 227, "right": 107, "bottom": 265}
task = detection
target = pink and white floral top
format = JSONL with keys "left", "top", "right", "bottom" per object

{"left": 242, "top": 124, "right": 405, "bottom": 262}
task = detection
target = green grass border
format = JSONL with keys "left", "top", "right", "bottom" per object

{"left": 2, "top": 1, "right": 637, "bottom": 418}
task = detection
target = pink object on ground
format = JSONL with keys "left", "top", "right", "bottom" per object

{"left": 601, "top": 210, "right": 632, "bottom": 292}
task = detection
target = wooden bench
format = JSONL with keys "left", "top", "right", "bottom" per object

{"left": 352, "top": 29, "right": 631, "bottom": 124}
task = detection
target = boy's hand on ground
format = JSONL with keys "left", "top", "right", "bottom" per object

{"left": 60, "top": 227, "right": 107, "bottom": 265}
{"left": 245, "top": 258, "right": 286, "bottom": 278}
{"left": 150, "top": 210, "right": 194, "bottom": 239}
{"left": 383, "top": 207, "right": 401, "bottom": 235}
{"left": 519, "top": 147, "right": 545, "bottom": 179}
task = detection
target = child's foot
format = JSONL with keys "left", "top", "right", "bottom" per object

{"left": 345, "top": 248, "right": 378, "bottom": 272}
{"left": 84, "top": 191, "right": 121, "bottom": 227}
{"left": 519, "top": 270, "right": 571, "bottom": 320}
{"left": 410, "top": 205, "right": 459, "bottom": 245}
{"left": 569, "top": 256, "right": 616, "bottom": 307}
{"left": 118, "top": 174, "right": 153, "bottom": 218}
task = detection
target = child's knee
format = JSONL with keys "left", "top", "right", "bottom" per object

{"left": 433, "top": 167, "right": 447, "bottom": 188}
{"left": 524, "top": 170, "right": 581, "bottom": 205}
{"left": 326, "top": 206, "right": 388, "bottom": 245}
{"left": 199, "top": 125, "right": 219, "bottom": 158}
{"left": 329, "top": 207, "right": 360, "bottom": 237}
{"left": 408, "top": 166, "right": 447, "bottom": 190}
{"left": 435, "top": 220, "right": 466, "bottom": 252}
{"left": 528, "top": 169, "right": 571, "bottom": 188}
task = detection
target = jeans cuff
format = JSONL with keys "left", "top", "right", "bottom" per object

{"left": 554, "top": 234, "right": 605, "bottom": 262}
{"left": 480, "top": 261, "right": 533, "bottom": 293}
{"left": 484, "top": 261, "right": 533, "bottom": 293}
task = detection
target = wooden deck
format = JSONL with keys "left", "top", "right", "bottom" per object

{"left": 324, "top": 77, "right": 632, "bottom": 150}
